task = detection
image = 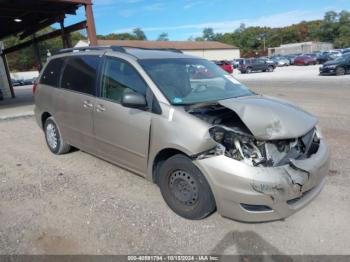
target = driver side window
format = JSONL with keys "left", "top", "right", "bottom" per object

{"left": 101, "top": 57, "right": 147, "bottom": 103}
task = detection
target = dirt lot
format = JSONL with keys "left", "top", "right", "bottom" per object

{"left": 0, "top": 65, "right": 350, "bottom": 255}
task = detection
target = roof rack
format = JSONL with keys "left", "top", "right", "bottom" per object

{"left": 55, "top": 45, "right": 183, "bottom": 55}
{"left": 56, "top": 46, "right": 126, "bottom": 55}
{"left": 123, "top": 46, "right": 183, "bottom": 53}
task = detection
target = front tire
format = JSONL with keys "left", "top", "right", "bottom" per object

{"left": 158, "top": 154, "right": 216, "bottom": 220}
{"left": 336, "top": 67, "right": 345, "bottom": 76}
{"left": 44, "top": 117, "right": 71, "bottom": 154}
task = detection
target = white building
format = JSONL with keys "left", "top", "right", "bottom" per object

{"left": 268, "top": 41, "right": 333, "bottom": 56}
{"left": 75, "top": 40, "right": 240, "bottom": 60}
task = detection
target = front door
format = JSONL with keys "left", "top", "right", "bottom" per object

{"left": 93, "top": 56, "right": 152, "bottom": 175}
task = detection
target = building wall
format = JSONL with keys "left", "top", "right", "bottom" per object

{"left": 11, "top": 71, "right": 39, "bottom": 81}
{"left": 183, "top": 49, "right": 240, "bottom": 60}
{"left": 268, "top": 42, "right": 333, "bottom": 56}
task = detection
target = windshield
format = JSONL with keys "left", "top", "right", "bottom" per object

{"left": 139, "top": 58, "right": 252, "bottom": 105}
{"left": 334, "top": 56, "right": 348, "bottom": 63}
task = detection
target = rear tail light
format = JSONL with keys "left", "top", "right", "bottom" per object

{"left": 32, "top": 82, "right": 38, "bottom": 94}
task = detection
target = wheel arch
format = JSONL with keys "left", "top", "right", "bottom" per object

{"left": 41, "top": 112, "right": 52, "bottom": 129}
{"left": 152, "top": 148, "right": 190, "bottom": 184}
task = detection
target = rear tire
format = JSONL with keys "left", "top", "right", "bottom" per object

{"left": 267, "top": 65, "right": 274, "bottom": 72}
{"left": 336, "top": 67, "right": 345, "bottom": 76}
{"left": 44, "top": 117, "right": 71, "bottom": 154}
{"left": 158, "top": 154, "right": 216, "bottom": 220}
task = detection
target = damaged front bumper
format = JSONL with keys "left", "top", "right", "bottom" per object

{"left": 194, "top": 140, "right": 330, "bottom": 222}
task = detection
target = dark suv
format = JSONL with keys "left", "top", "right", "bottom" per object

{"left": 319, "top": 54, "right": 350, "bottom": 75}
{"left": 238, "top": 58, "right": 275, "bottom": 73}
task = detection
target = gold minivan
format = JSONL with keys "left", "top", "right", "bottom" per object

{"left": 34, "top": 46, "right": 330, "bottom": 222}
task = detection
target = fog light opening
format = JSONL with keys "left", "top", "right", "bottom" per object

{"left": 240, "top": 203, "right": 272, "bottom": 212}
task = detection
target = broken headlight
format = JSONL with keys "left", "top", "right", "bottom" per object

{"left": 315, "top": 125, "right": 323, "bottom": 139}
{"left": 209, "top": 126, "right": 264, "bottom": 165}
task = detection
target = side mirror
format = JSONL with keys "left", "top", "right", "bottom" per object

{"left": 121, "top": 92, "right": 147, "bottom": 109}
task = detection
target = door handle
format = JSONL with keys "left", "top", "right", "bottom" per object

{"left": 83, "top": 100, "right": 93, "bottom": 109}
{"left": 96, "top": 104, "right": 105, "bottom": 112}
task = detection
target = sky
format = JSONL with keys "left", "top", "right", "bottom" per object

{"left": 65, "top": 0, "right": 350, "bottom": 40}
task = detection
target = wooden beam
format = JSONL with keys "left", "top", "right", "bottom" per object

{"left": 85, "top": 3, "right": 97, "bottom": 45}
{"left": 0, "top": 6, "right": 75, "bottom": 14}
{"left": 3, "top": 20, "right": 87, "bottom": 54}
{"left": 42, "top": 0, "right": 92, "bottom": 5}
{"left": 19, "top": 15, "right": 65, "bottom": 40}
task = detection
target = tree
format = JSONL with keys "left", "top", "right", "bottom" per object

{"left": 97, "top": 33, "right": 137, "bottom": 40}
{"left": 133, "top": 28, "right": 147, "bottom": 40}
{"left": 202, "top": 27, "right": 215, "bottom": 41}
{"left": 324, "top": 11, "right": 338, "bottom": 23}
{"left": 157, "top": 32, "right": 169, "bottom": 41}
{"left": 235, "top": 23, "right": 246, "bottom": 33}
{"left": 3, "top": 27, "right": 86, "bottom": 71}
{"left": 335, "top": 11, "right": 350, "bottom": 47}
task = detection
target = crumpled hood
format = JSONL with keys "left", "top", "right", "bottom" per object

{"left": 218, "top": 95, "right": 317, "bottom": 140}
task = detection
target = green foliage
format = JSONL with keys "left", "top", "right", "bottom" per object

{"left": 3, "top": 27, "right": 86, "bottom": 71}
{"left": 202, "top": 28, "right": 215, "bottom": 41}
{"left": 133, "top": 28, "right": 147, "bottom": 40}
{"left": 97, "top": 28, "right": 147, "bottom": 41}
{"left": 157, "top": 32, "right": 169, "bottom": 41}
{"left": 198, "top": 10, "right": 350, "bottom": 57}
{"left": 97, "top": 33, "right": 138, "bottom": 40}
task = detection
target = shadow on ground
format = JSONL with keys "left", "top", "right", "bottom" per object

{"left": 212, "top": 231, "right": 293, "bottom": 261}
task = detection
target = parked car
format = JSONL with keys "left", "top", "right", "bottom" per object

{"left": 238, "top": 58, "right": 275, "bottom": 73}
{"left": 231, "top": 59, "right": 243, "bottom": 69}
{"left": 214, "top": 60, "right": 233, "bottom": 74}
{"left": 294, "top": 55, "right": 317, "bottom": 65}
{"left": 316, "top": 52, "right": 336, "bottom": 64}
{"left": 341, "top": 48, "right": 350, "bottom": 55}
{"left": 260, "top": 57, "right": 277, "bottom": 68}
{"left": 270, "top": 56, "right": 290, "bottom": 66}
{"left": 34, "top": 46, "right": 329, "bottom": 222}
{"left": 284, "top": 54, "right": 299, "bottom": 65}
{"left": 319, "top": 53, "right": 350, "bottom": 75}
{"left": 23, "top": 77, "right": 37, "bottom": 85}
{"left": 11, "top": 78, "right": 24, "bottom": 86}
{"left": 328, "top": 50, "right": 342, "bottom": 58}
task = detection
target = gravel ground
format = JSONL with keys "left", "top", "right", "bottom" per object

{"left": 0, "top": 65, "right": 350, "bottom": 255}
{"left": 0, "top": 85, "right": 34, "bottom": 120}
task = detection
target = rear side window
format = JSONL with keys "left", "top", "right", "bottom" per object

{"left": 40, "top": 58, "right": 64, "bottom": 87}
{"left": 61, "top": 55, "right": 100, "bottom": 95}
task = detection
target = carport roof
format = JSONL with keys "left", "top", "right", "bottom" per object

{"left": 0, "top": 0, "right": 91, "bottom": 40}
